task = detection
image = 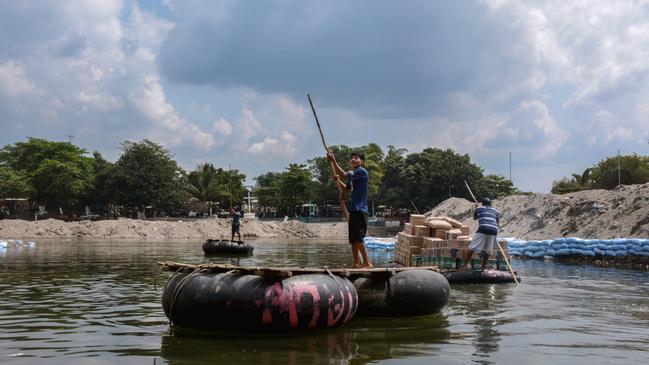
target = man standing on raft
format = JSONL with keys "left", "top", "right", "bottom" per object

{"left": 460, "top": 197, "right": 500, "bottom": 270}
{"left": 230, "top": 206, "right": 242, "bottom": 242}
{"left": 328, "top": 151, "right": 373, "bottom": 268}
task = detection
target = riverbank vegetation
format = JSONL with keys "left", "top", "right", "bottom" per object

{"left": 1, "top": 137, "right": 519, "bottom": 218}
{"left": 551, "top": 154, "right": 649, "bottom": 194}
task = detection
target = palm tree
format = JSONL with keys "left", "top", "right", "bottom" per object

{"left": 186, "top": 163, "right": 228, "bottom": 214}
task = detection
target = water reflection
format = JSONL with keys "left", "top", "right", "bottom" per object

{"left": 160, "top": 315, "right": 451, "bottom": 365}
{"left": 1, "top": 239, "right": 648, "bottom": 365}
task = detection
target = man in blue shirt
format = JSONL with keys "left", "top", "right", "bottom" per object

{"left": 328, "top": 151, "right": 372, "bottom": 268}
{"left": 460, "top": 197, "right": 500, "bottom": 270}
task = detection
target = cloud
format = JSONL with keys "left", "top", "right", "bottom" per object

{"left": 478, "top": 100, "right": 568, "bottom": 158}
{"left": 0, "top": 1, "right": 216, "bottom": 154}
{"left": 133, "top": 73, "right": 215, "bottom": 149}
{"left": 158, "top": 0, "right": 517, "bottom": 118}
{"left": 0, "top": 61, "right": 37, "bottom": 97}
{"left": 2, "top": 0, "right": 649, "bottom": 193}
{"left": 212, "top": 117, "right": 232, "bottom": 136}
{"left": 247, "top": 130, "right": 298, "bottom": 157}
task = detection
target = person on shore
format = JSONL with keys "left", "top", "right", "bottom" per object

{"left": 328, "top": 150, "right": 372, "bottom": 268}
{"left": 230, "top": 206, "right": 242, "bottom": 242}
{"left": 460, "top": 197, "right": 500, "bottom": 270}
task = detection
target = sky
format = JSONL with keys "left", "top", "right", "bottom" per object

{"left": 1, "top": 0, "right": 649, "bottom": 193}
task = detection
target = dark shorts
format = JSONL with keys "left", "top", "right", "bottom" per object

{"left": 348, "top": 211, "right": 368, "bottom": 244}
{"left": 232, "top": 223, "right": 240, "bottom": 234}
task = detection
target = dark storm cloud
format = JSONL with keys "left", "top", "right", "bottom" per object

{"left": 158, "top": 1, "right": 521, "bottom": 118}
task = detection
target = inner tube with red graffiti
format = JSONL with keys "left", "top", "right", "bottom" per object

{"left": 162, "top": 271, "right": 358, "bottom": 332}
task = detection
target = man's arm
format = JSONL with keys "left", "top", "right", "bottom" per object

{"left": 327, "top": 151, "right": 346, "bottom": 178}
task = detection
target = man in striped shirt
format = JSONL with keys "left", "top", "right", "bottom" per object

{"left": 460, "top": 197, "right": 501, "bottom": 270}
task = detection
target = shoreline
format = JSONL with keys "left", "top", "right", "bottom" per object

{"left": 0, "top": 218, "right": 348, "bottom": 240}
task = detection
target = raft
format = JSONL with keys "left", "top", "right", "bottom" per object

{"left": 162, "top": 270, "right": 357, "bottom": 332}
{"left": 443, "top": 269, "right": 520, "bottom": 284}
{"left": 202, "top": 239, "right": 254, "bottom": 255}
{"left": 352, "top": 269, "right": 450, "bottom": 316}
{"left": 159, "top": 262, "right": 452, "bottom": 332}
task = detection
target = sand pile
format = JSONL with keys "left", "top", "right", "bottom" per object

{"left": 0, "top": 217, "right": 347, "bottom": 240}
{"left": 427, "top": 182, "right": 649, "bottom": 239}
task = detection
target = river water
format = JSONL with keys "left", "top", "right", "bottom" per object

{"left": 0, "top": 239, "right": 647, "bottom": 365}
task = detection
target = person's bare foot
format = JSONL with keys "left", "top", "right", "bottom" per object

{"left": 458, "top": 265, "right": 469, "bottom": 271}
{"left": 351, "top": 263, "right": 361, "bottom": 269}
{"left": 363, "top": 262, "right": 373, "bottom": 268}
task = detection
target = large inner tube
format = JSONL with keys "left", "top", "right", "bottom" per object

{"left": 352, "top": 269, "right": 450, "bottom": 316}
{"left": 443, "top": 269, "right": 520, "bottom": 284}
{"left": 162, "top": 271, "right": 358, "bottom": 332}
{"left": 202, "top": 239, "right": 254, "bottom": 255}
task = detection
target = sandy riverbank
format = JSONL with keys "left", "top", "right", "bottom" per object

{"left": 0, "top": 217, "right": 347, "bottom": 240}
{"left": 427, "top": 182, "right": 649, "bottom": 239}
{"left": 4, "top": 182, "right": 649, "bottom": 241}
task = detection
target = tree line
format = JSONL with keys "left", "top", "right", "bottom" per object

{"left": 551, "top": 154, "right": 649, "bottom": 194}
{"left": 0, "top": 137, "right": 519, "bottom": 218}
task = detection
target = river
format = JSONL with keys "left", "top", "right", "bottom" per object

{"left": 0, "top": 239, "right": 647, "bottom": 364}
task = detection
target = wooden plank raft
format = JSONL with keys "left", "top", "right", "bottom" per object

{"left": 158, "top": 261, "right": 441, "bottom": 278}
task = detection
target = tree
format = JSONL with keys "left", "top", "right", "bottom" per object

{"left": 589, "top": 154, "right": 649, "bottom": 189}
{"left": 276, "top": 163, "right": 314, "bottom": 215}
{"left": 401, "top": 148, "right": 484, "bottom": 211}
{"left": 551, "top": 177, "right": 585, "bottom": 194}
{"left": 477, "top": 174, "right": 517, "bottom": 200}
{"left": 254, "top": 172, "right": 281, "bottom": 208}
{"left": 0, "top": 166, "right": 31, "bottom": 198}
{"left": 216, "top": 168, "right": 246, "bottom": 209}
{"left": 186, "top": 163, "right": 228, "bottom": 211}
{"left": 551, "top": 168, "right": 591, "bottom": 194}
{"left": 551, "top": 154, "right": 649, "bottom": 193}
{"left": 108, "top": 140, "right": 185, "bottom": 212}
{"left": 376, "top": 145, "right": 407, "bottom": 209}
{"left": 85, "top": 151, "right": 114, "bottom": 209}
{"left": 0, "top": 138, "right": 95, "bottom": 208}
{"left": 32, "top": 159, "right": 94, "bottom": 207}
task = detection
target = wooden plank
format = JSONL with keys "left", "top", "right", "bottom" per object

{"left": 157, "top": 261, "right": 440, "bottom": 278}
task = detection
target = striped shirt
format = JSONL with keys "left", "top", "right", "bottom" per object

{"left": 474, "top": 206, "right": 500, "bottom": 235}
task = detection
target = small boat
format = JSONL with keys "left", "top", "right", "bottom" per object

{"left": 443, "top": 269, "right": 520, "bottom": 284}
{"left": 202, "top": 239, "right": 254, "bottom": 255}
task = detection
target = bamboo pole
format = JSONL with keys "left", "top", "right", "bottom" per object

{"left": 308, "top": 94, "right": 349, "bottom": 222}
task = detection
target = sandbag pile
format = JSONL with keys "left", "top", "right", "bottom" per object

{"left": 395, "top": 214, "right": 509, "bottom": 269}
{"left": 507, "top": 237, "right": 649, "bottom": 259}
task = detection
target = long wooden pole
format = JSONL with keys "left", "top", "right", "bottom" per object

{"left": 463, "top": 181, "right": 519, "bottom": 285}
{"left": 308, "top": 94, "right": 349, "bottom": 222}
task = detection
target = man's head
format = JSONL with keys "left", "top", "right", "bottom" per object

{"left": 481, "top": 197, "right": 491, "bottom": 206}
{"left": 234, "top": 206, "right": 239, "bottom": 211}
{"left": 350, "top": 151, "right": 365, "bottom": 168}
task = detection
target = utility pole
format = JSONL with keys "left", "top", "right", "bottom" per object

{"left": 509, "top": 152, "right": 512, "bottom": 182}
{"left": 617, "top": 149, "right": 621, "bottom": 186}
{"left": 228, "top": 164, "right": 232, "bottom": 209}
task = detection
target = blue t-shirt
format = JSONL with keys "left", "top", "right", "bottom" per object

{"left": 232, "top": 211, "right": 241, "bottom": 225}
{"left": 474, "top": 206, "right": 500, "bottom": 235}
{"left": 346, "top": 167, "right": 368, "bottom": 213}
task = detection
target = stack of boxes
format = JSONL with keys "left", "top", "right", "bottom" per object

{"left": 395, "top": 214, "right": 509, "bottom": 270}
